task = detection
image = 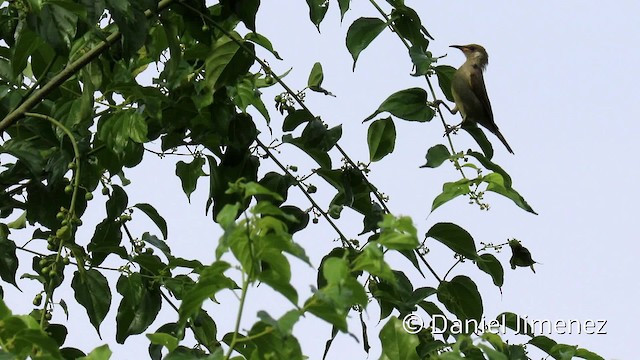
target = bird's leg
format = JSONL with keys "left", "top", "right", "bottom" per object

{"left": 429, "top": 100, "right": 458, "bottom": 115}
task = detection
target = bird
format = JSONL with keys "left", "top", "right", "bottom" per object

{"left": 449, "top": 44, "right": 514, "bottom": 154}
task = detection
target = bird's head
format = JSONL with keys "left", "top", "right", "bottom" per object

{"left": 450, "top": 44, "right": 488, "bottom": 69}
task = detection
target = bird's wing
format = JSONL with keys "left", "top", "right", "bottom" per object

{"left": 469, "top": 66, "right": 494, "bottom": 121}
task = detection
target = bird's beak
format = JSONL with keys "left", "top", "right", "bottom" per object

{"left": 449, "top": 45, "right": 465, "bottom": 50}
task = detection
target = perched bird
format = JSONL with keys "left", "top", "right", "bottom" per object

{"left": 449, "top": 44, "right": 514, "bottom": 154}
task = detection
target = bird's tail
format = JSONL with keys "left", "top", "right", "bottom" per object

{"left": 494, "top": 129, "right": 514, "bottom": 154}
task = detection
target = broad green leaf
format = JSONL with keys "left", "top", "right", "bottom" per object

{"left": 377, "top": 215, "right": 419, "bottom": 250}
{"left": 12, "top": 28, "right": 44, "bottom": 77}
{"left": 497, "top": 312, "right": 533, "bottom": 336}
{"left": 461, "top": 122, "right": 494, "bottom": 160}
{"left": 141, "top": 232, "right": 171, "bottom": 257}
{"left": 431, "top": 178, "right": 472, "bottom": 212}
{"left": 283, "top": 109, "right": 314, "bottom": 132}
{"left": 352, "top": 242, "right": 394, "bottom": 281}
{"left": 308, "top": 62, "right": 324, "bottom": 90}
{"left": 72, "top": 269, "right": 111, "bottom": 335}
{"left": 379, "top": 317, "right": 420, "bottom": 360}
{"left": 224, "top": 0, "right": 259, "bottom": 31}
{"left": 467, "top": 151, "right": 512, "bottom": 188}
{"left": 364, "top": 88, "right": 434, "bottom": 122}
{"left": 106, "top": 185, "right": 128, "bottom": 220}
{"left": 205, "top": 35, "right": 255, "bottom": 91}
{"left": 367, "top": 117, "right": 396, "bottom": 162}
{"left": 437, "top": 275, "right": 483, "bottom": 325}
{"left": 178, "top": 261, "right": 235, "bottom": 329}
{"left": 435, "top": 65, "right": 456, "bottom": 102}
{"left": 34, "top": 3, "right": 78, "bottom": 53}
{"left": 191, "top": 310, "right": 218, "bottom": 352}
{"left": 97, "top": 110, "right": 148, "bottom": 157}
{"left": 483, "top": 173, "right": 537, "bottom": 215}
{"left": 475, "top": 253, "right": 504, "bottom": 287}
{"left": 146, "top": 332, "right": 178, "bottom": 352}
{"left": 79, "top": 344, "right": 112, "bottom": 360}
{"left": 426, "top": 222, "right": 477, "bottom": 259}
{"left": 175, "top": 157, "right": 206, "bottom": 202}
{"left": 574, "top": 348, "right": 605, "bottom": 360}
{"left": 88, "top": 218, "right": 124, "bottom": 266}
{"left": 306, "top": 0, "right": 329, "bottom": 31}
{"left": 408, "top": 45, "right": 434, "bottom": 76}
{"left": 105, "top": 0, "right": 148, "bottom": 59}
{"left": 391, "top": 5, "right": 429, "bottom": 50}
{"left": 0, "top": 224, "right": 19, "bottom": 288}
{"left": 346, "top": 17, "right": 387, "bottom": 70}
{"left": 245, "top": 32, "right": 282, "bottom": 59}
{"left": 115, "top": 273, "right": 161, "bottom": 343}
{"left": 420, "top": 144, "right": 451, "bottom": 168}
{"left": 134, "top": 203, "right": 168, "bottom": 240}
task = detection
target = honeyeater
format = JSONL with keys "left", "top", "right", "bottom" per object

{"left": 450, "top": 44, "right": 514, "bottom": 154}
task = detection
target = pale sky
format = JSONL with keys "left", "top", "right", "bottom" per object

{"left": 4, "top": 1, "right": 638, "bottom": 359}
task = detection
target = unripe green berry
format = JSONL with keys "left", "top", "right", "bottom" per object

{"left": 64, "top": 185, "right": 73, "bottom": 194}
{"left": 85, "top": 192, "right": 93, "bottom": 201}
{"left": 102, "top": 187, "right": 109, "bottom": 195}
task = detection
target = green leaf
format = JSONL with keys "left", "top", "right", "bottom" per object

{"left": 437, "top": 275, "right": 483, "bottom": 325}
{"left": 483, "top": 172, "right": 538, "bottom": 215}
{"left": 245, "top": 32, "right": 282, "bottom": 60}
{"left": 408, "top": 45, "right": 434, "bottom": 76}
{"left": 146, "top": 332, "right": 178, "bottom": 352}
{"left": 426, "top": 222, "right": 477, "bottom": 259}
{"left": 115, "top": 272, "right": 161, "bottom": 343}
{"left": 97, "top": 110, "right": 148, "bottom": 157}
{"left": 367, "top": 117, "right": 396, "bottom": 162}
{"left": 308, "top": 62, "right": 324, "bottom": 90}
{"left": 72, "top": 269, "right": 112, "bottom": 335}
{"left": 497, "top": 312, "right": 533, "bottom": 337}
{"left": 420, "top": 144, "right": 451, "bottom": 168}
{"left": 175, "top": 157, "right": 206, "bottom": 202}
{"left": 79, "top": 344, "right": 112, "bottom": 360}
{"left": 178, "top": 261, "right": 235, "bottom": 329}
{"left": 346, "top": 17, "right": 387, "bottom": 70}
{"left": 461, "top": 122, "right": 494, "bottom": 160}
{"left": 205, "top": 35, "right": 255, "bottom": 91}
{"left": 191, "top": 310, "right": 218, "bottom": 352}
{"left": 224, "top": 0, "right": 259, "bottom": 31}
{"left": 338, "top": 0, "right": 350, "bottom": 20}
{"left": 475, "top": 253, "right": 504, "bottom": 287}
{"left": 107, "top": 185, "right": 128, "bottom": 220}
{"left": 12, "top": 28, "right": 45, "bottom": 77}
{"left": 32, "top": 3, "right": 78, "bottom": 53}
{"left": 379, "top": 317, "right": 420, "bottom": 360}
{"left": 105, "top": 0, "right": 148, "bottom": 59}
{"left": 431, "top": 178, "right": 471, "bottom": 212}
{"left": 0, "top": 224, "right": 19, "bottom": 288}
{"left": 352, "top": 242, "right": 394, "bottom": 281}
{"left": 377, "top": 215, "right": 419, "bottom": 250}
{"left": 306, "top": 0, "right": 329, "bottom": 31}
{"left": 434, "top": 65, "right": 457, "bottom": 102}
{"left": 283, "top": 109, "right": 314, "bottom": 132}
{"left": 364, "top": 88, "right": 433, "bottom": 122}
{"left": 141, "top": 232, "right": 171, "bottom": 258}
{"left": 283, "top": 120, "right": 342, "bottom": 168}
{"left": 134, "top": 203, "right": 168, "bottom": 240}
{"left": 88, "top": 218, "right": 124, "bottom": 266}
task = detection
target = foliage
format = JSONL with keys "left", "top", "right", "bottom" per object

{"left": 0, "top": 1, "right": 601, "bottom": 359}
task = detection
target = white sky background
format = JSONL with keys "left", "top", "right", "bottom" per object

{"left": 3, "top": 1, "right": 639, "bottom": 359}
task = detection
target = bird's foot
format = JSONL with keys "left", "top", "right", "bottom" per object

{"left": 444, "top": 123, "right": 462, "bottom": 136}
